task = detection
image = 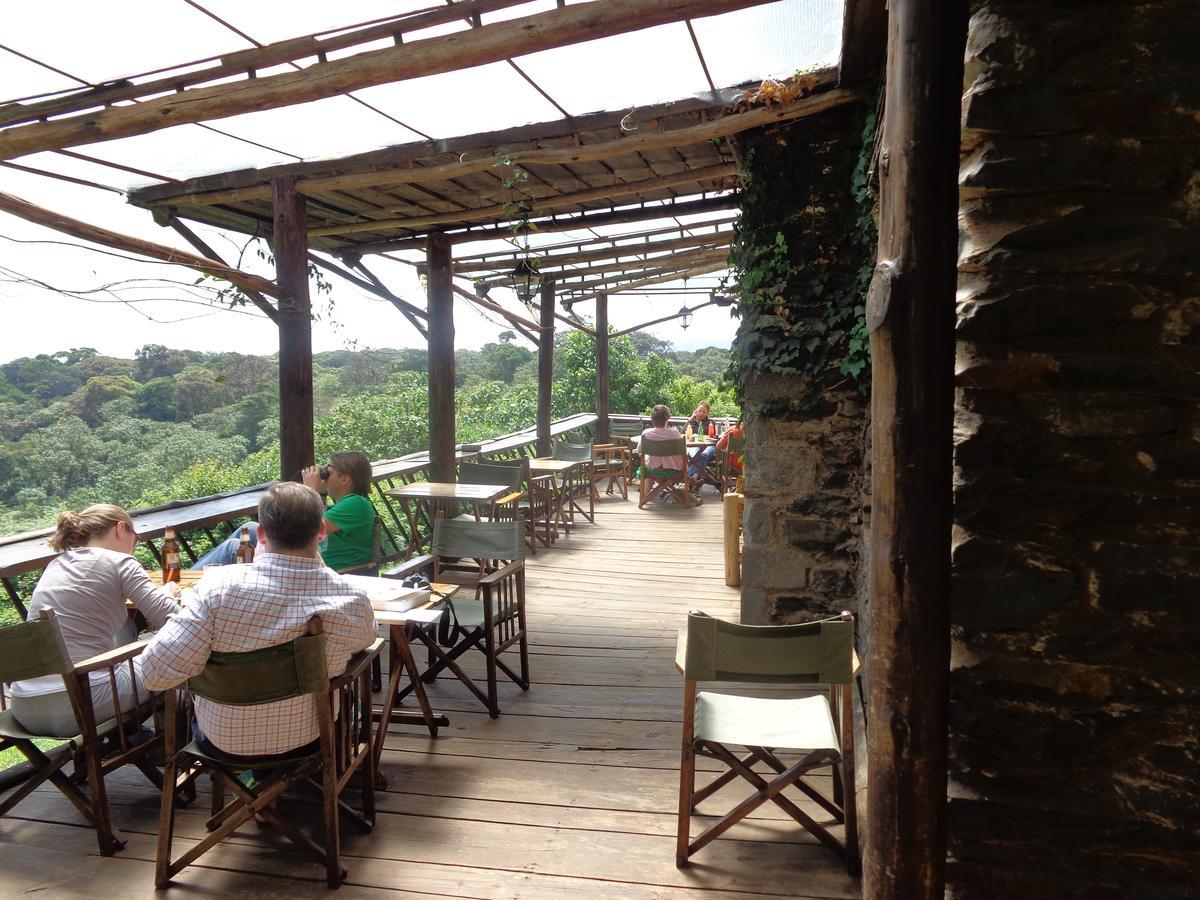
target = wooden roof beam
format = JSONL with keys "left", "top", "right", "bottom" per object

{"left": 133, "top": 81, "right": 849, "bottom": 210}
{"left": 474, "top": 245, "right": 729, "bottom": 285}
{"left": 451, "top": 214, "right": 736, "bottom": 263}
{"left": 453, "top": 229, "right": 732, "bottom": 274}
{"left": 565, "top": 259, "right": 728, "bottom": 302}
{"left": 0, "top": 190, "right": 282, "bottom": 300}
{"left": 351, "top": 194, "right": 740, "bottom": 254}
{"left": 308, "top": 163, "right": 738, "bottom": 238}
{"left": 0, "top": 0, "right": 778, "bottom": 160}
{"left": 0, "top": 1, "right": 537, "bottom": 129}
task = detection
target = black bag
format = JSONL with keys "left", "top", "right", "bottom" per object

{"left": 435, "top": 591, "right": 468, "bottom": 648}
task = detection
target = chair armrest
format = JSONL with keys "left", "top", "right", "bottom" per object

{"left": 74, "top": 638, "right": 150, "bottom": 676}
{"left": 382, "top": 554, "right": 434, "bottom": 579}
{"left": 477, "top": 559, "right": 525, "bottom": 587}
{"left": 330, "top": 638, "right": 385, "bottom": 689}
{"left": 336, "top": 560, "right": 374, "bottom": 575}
{"left": 494, "top": 491, "right": 524, "bottom": 507}
{"left": 529, "top": 474, "right": 555, "bottom": 486}
{"left": 674, "top": 629, "right": 687, "bottom": 676}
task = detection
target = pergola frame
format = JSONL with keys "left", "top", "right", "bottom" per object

{"left": 0, "top": 2, "right": 967, "bottom": 898}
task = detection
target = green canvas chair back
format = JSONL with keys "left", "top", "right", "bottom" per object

{"left": 188, "top": 630, "right": 328, "bottom": 706}
{"left": 459, "top": 461, "right": 522, "bottom": 491}
{"left": 552, "top": 440, "right": 593, "bottom": 462}
{"left": 0, "top": 613, "right": 73, "bottom": 684}
{"left": 484, "top": 456, "right": 531, "bottom": 485}
{"left": 641, "top": 436, "right": 686, "bottom": 459}
{"left": 610, "top": 418, "right": 645, "bottom": 438}
{"left": 432, "top": 518, "right": 524, "bottom": 562}
{"left": 681, "top": 611, "right": 853, "bottom": 685}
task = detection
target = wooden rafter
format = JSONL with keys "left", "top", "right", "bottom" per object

{"left": 0, "top": 190, "right": 281, "bottom": 300}
{"left": 307, "top": 163, "right": 739, "bottom": 238}
{"left": 0, "top": 1, "right": 537, "bottom": 129}
{"left": 131, "top": 82, "right": 849, "bottom": 211}
{"left": 452, "top": 230, "right": 733, "bottom": 274}
{"left": 0, "top": 0, "right": 777, "bottom": 160}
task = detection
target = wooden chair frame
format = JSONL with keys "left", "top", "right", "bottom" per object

{"left": 717, "top": 435, "right": 745, "bottom": 495}
{"left": 387, "top": 520, "right": 529, "bottom": 718}
{"left": 675, "top": 612, "right": 859, "bottom": 874}
{"left": 155, "top": 617, "right": 383, "bottom": 888}
{"left": 592, "top": 443, "right": 629, "bottom": 500}
{"left": 637, "top": 437, "right": 691, "bottom": 508}
{"left": 0, "top": 610, "right": 172, "bottom": 857}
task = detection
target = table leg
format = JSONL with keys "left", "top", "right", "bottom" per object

{"left": 373, "top": 624, "right": 448, "bottom": 769}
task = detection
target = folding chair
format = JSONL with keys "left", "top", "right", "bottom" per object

{"left": 155, "top": 616, "right": 383, "bottom": 888}
{"left": 394, "top": 519, "right": 528, "bottom": 718}
{"left": 637, "top": 436, "right": 691, "bottom": 508}
{"left": 552, "top": 440, "right": 596, "bottom": 522}
{"left": 0, "top": 610, "right": 172, "bottom": 856}
{"left": 675, "top": 611, "right": 859, "bottom": 873}
{"left": 592, "top": 443, "right": 630, "bottom": 500}
{"left": 457, "top": 461, "right": 525, "bottom": 523}
{"left": 718, "top": 434, "right": 746, "bottom": 494}
{"left": 481, "top": 457, "right": 557, "bottom": 553}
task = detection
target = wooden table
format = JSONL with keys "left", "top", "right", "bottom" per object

{"left": 384, "top": 482, "right": 512, "bottom": 550}
{"left": 529, "top": 458, "right": 594, "bottom": 531}
{"left": 371, "top": 581, "right": 460, "bottom": 768}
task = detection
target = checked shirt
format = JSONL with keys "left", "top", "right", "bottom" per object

{"left": 140, "top": 552, "right": 377, "bottom": 757}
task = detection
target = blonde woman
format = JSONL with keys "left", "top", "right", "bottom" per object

{"left": 9, "top": 504, "right": 181, "bottom": 736}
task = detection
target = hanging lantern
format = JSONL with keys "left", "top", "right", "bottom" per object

{"left": 510, "top": 256, "right": 542, "bottom": 305}
{"left": 678, "top": 305, "right": 693, "bottom": 329}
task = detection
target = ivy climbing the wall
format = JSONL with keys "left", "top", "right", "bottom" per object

{"left": 727, "top": 100, "right": 879, "bottom": 406}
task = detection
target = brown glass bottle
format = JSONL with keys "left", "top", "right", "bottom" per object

{"left": 235, "top": 526, "right": 254, "bottom": 564}
{"left": 161, "top": 527, "right": 181, "bottom": 583}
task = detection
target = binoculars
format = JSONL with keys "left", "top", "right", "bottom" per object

{"left": 401, "top": 574, "right": 431, "bottom": 590}
{"left": 317, "top": 465, "right": 332, "bottom": 480}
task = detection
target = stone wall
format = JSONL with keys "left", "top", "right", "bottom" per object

{"left": 951, "top": 1, "right": 1200, "bottom": 896}
{"left": 732, "top": 108, "right": 874, "bottom": 627}
{"left": 740, "top": 376, "right": 867, "bottom": 624}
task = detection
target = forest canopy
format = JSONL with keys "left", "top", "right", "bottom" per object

{"left": 0, "top": 336, "right": 735, "bottom": 535}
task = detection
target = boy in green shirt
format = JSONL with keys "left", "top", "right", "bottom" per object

{"left": 301, "top": 451, "right": 376, "bottom": 571}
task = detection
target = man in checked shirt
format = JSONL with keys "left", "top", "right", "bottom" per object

{"left": 141, "top": 481, "right": 378, "bottom": 758}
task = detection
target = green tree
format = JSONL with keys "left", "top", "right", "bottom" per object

{"left": 136, "top": 377, "right": 178, "bottom": 422}
{"left": 174, "top": 366, "right": 227, "bottom": 420}
{"left": 72, "top": 375, "right": 140, "bottom": 426}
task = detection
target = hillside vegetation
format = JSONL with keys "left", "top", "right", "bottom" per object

{"left": 0, "top": 332, "right": 734, "bottom": 536}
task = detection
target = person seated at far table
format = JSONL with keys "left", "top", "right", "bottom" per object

{"left": 190, "top": 451, "right": 377, "bottom": 572}
{"left": 140, "top": 481, "right": 378, "bottom": 758}
{"left": 686, "top": 401, "right": 713, "bottom": 437}
{"left": 689, "top": 418, "right": 744, "bottom": 490}
{"left": 9, "top": 504, "right": 181, "bottom": 737}
{"left": 637, "top": 404, "right": 695, "bottom": 504}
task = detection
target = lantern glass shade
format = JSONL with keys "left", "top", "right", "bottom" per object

{"left": 511, "top": 257, "right": 541, "bottom": 303}
{"left": 678, "top": 305, "right": 693, "bottom": 329}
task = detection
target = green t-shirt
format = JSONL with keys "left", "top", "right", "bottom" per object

{"left": 320, "top": 493, "right": 375, "bottom": 570}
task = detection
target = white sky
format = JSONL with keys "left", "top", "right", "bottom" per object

{"left": 0, "top": 0, "right": 842, "bottom": 364}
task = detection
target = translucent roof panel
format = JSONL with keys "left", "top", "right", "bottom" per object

{"left": 692, "top": 0, "right": 844, "bottom": 85}
{"left": 354, "top": 62, "right": 564, "bottom": 142}
{"left": 2, "top": 1, "right": 235, "bottom": 89}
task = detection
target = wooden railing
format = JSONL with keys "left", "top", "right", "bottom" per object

{"left": 0, "top": 413, "right": 598, "bottom": 617}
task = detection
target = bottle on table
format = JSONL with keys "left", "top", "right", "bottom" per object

{"left": 161, "top": 527, "right": 181, "bottom": 583}
{"left": 708, "top": 421, "right": 716, "bottom": 438}
{"left": 685, "top": 423, "right": 694, "bottom": 441}
{"left": 235, "top": 526, "right": 254, "bottom": 564}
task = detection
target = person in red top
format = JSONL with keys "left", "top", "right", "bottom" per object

{"left": 690, "top": 418, "right": 744, "bottom": 491}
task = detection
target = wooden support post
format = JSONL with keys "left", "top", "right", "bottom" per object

{"left": 427, "top": 233, "right": 455, "bottom": 483}
{"left": 536, "top": 279, "right": 556, "bottom": 457}
{"left": 864, "top": 2, "right": 967, "bottom": 898}
{"left": 723, "top": 492, "right": 743, "bottom": 587}
{"left": 595, "top": 292, "right": 610, "bottom": 444}
{"left": 272, "top": 176, "right": 314, "bottom": 481}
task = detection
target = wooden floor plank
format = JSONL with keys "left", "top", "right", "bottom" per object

{"left": 0, "top": 495, "right": 860, "bottom": 898}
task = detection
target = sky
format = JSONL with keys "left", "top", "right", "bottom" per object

{"left": 0, "top": 0, "right": 842, "bottom": 364}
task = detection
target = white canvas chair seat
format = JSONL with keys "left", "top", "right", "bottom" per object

{"left": 675, "top": 610, "right": 858, "bottom": 873}
{"left": 694, "top": 693, "right": 839, "bottom": 754}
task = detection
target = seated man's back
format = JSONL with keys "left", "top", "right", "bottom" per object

{"left": 142, "top": 483, "right": 377, "bottom": 757}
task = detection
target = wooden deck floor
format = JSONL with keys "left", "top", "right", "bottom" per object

{"left": 0, "top": 493, "right": 861, "bottom": 899}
